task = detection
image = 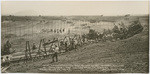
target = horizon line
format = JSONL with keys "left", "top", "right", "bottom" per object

{"left": 1, "top": 14, "right": 149, "bottom": 16}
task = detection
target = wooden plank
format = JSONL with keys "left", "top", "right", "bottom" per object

{"left": 1, "top": 66, "right": 10, "bottom": 73}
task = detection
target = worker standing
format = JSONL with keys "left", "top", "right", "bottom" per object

{"left": 1, "top": 57, "right": 5, "bottom": 67}
{"left": 5, "top": 56, "right": 10, "bottom": 66}
{"left": 3, "top": 40, "right": 11, "bottom": 55}
{"left": 32, "top": 43, "right": 37, "bottom": 50}
{"left": 52, "top": 45, "right": 59, "bottom": 62}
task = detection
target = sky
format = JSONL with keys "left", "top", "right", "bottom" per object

{"left": 1, "top": 1, "right": 149, "bottom": 16}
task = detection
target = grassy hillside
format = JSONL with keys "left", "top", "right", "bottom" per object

{"left": 7, "top": 16, "right": 149, "bottom": 73}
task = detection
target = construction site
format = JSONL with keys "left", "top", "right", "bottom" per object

{"left": 1, "top": 15, "right": 149, "bottom": 73}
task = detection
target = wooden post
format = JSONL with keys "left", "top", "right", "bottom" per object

{"left": 49, "top": 44, "right": 52, "bottom": 53}
{"left": 38, "top": 39, "right": 42, "bottom": 52}
{"left": 27, "top": 41, "right": 32, "bottom": 59}
{"left": 58, "top": 41, "right": 61, "bottom": 53}
{"left": 25, "top": 41, "right": 32, "bottom": 61}
{"left": 42, "top": 39, "right": 47, "bottom": 56}
{"left": 25, "top": 41, "right": 28, "bottom": 62}
{"left": 63, "top": 36, "right": 66, "bottom": 42}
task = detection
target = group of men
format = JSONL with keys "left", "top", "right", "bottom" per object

{"left": 1, "top": 56, "right": 10, "bottom": 67}
{"left": 44, "top": 36, "right": 82, "bottom": 62}
{"left": 59, "top": 36, "right": 82, "bottom": 52}
{"left": 41, "top": 28, "right": 65, "bottom": 33}
{"left": 50, "top": 28, "right": 65, "bottom": 33}
{"left": 2, "top": 35, "right": 85, "bottom": 64}
{"left": 31, "top": 38, "right": 59, "bottom": 62}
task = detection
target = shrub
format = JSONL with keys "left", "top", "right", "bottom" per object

{"left": 87, "top": 29, "right": 98, "bottom": 39}
{"left": 112, "top": 25, "right": 120, "bottom": 34}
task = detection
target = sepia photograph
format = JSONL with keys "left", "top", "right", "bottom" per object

{"left": 1, "top": 1, "right": 149, "bottom": 73}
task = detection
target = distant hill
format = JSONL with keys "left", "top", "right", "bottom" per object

{"left": 2, "top": 15, "right": 148, "bottom": 22}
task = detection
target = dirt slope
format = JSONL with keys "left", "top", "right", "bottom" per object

{"left": 7, "top": 27, "right": 148, "bottom": 73}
